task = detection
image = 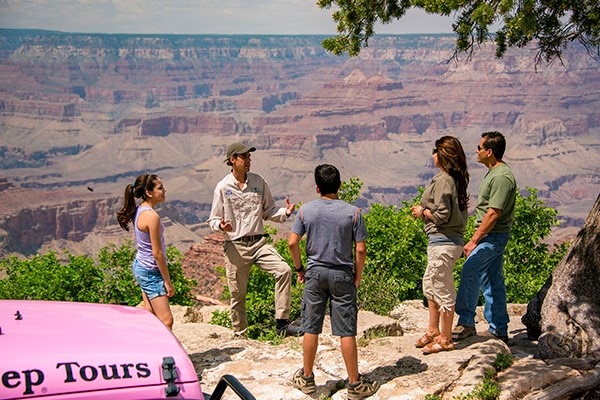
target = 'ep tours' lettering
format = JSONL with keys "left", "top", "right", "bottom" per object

{"left": 2, "top": 369, "right": 43, "bottom": 395}
{"left": 57, "top": 361, "right": 151, "bottom": 382}
{"left": 1, "top": 361, "right": 151, "bottom": 396}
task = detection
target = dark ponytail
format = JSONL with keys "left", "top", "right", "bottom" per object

{"left": 116, "top": 174, "right": 160, "bottom": 231}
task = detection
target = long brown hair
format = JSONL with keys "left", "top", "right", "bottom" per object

{"left": 434, "top": 136, "right": 470, "bottom": 211}
{"left": 116, "top": 174, "right": 160, "bottom": 231}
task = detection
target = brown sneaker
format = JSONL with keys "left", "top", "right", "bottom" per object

{"left": 347, "top": 375, "right": 380, "bottom": 400}
{"left": 292, "top": 368, "right": 316, "bottom": 394}
{"left": 452, "top": 325, "right": 476, "bottom": 340}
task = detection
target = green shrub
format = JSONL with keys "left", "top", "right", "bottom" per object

{"left": 0, "top": 242, "right": 196, "bottom": 306}
{"left": 361, "top": 201, "right": 428, "bottom": 313}
{"left": 96, "top": 242, "right": 140, "bottom": 305}
{"left": 0, "top": 252, "right": 104, "bottom": 302}
{"left": 164, "top": 246, "right": 197, "bottom": 306}
{"left": 210, "top": 309, "right": 232, "bottom": 328}
{"left": 493, "top": 353, "right": 513, "bottom": 371}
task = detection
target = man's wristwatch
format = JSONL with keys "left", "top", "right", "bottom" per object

{"left": 295, "top": 265, "right": 304, "bottom": 273}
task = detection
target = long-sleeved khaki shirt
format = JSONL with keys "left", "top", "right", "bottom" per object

{"left": 208, "top": 171, "right": 288, "bottom": 240}
{"left": 421, "top": 171, "right": 468, "bottom": 240}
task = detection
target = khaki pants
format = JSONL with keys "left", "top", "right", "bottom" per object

{"left": 423, "top": 244, "right": 463, "bottom": 311}
{"left": 224, "top": 237, "right": 292, "bottom": 334}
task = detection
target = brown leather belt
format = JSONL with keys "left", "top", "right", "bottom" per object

{"left": 233, "top": 234, "right": 266, "bottom": 243}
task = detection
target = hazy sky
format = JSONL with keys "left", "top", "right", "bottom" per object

{"left": 0, "top": 0, "right": 454, "bottom": 35}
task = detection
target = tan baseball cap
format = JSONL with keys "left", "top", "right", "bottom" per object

{"left": 225, "top": 142, "right": 256, "bottom": 162}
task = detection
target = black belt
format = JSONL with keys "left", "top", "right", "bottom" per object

{"left": 233, "top": 234, "right": 267, "bottom": 243}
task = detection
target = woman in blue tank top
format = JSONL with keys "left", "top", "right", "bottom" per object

{"left": 117, "top": 173, "right": 174, "bottom": 330}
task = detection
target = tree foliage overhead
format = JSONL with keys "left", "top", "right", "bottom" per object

{"left": 317, "top": 0, "right": 600, "bottom": 64}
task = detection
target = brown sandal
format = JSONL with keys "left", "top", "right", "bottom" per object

{"left": 422, "top": 338, "right": 455, "bottom": 354}
{"left": 415, "top": 332, "right": 439, "bottom": 348}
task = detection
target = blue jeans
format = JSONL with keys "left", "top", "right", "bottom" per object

{"left": 455, "top": 232, "right": 510, "bottom": 336}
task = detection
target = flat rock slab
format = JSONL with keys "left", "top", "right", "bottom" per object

{"left": 172, "top": 301, "right": 584, "bottom": 399}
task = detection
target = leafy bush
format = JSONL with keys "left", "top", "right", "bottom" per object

{"left": 96, "top": 242, "right": 139, "bottom": 305}
{"left": 339, "top": 176, "right": 363, "bottom": 203}
{"left": 0, "top": 242, "right": 196, "bottom": 306}
{"left": 493, "top": 353, "right": 513, "bottom": 371}
{"left": 0, "top": 252, "right": 105, "bottom": 302}
{"left": 503, "top": 188, "right": 567, "bottom": 303}
{"left": 361, "top": 202, "right": 428, "bottom": 313}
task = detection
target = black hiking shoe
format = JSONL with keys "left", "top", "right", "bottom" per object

{"left": 276, "top": 319, "right": 304, "bottom": 337}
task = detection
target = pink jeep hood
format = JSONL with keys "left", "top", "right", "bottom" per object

{"left": 0, "top": 300, "right": 202, "bottom": 399}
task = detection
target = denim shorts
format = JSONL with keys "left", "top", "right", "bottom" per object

{"left": 302, "top": 265, "right": 357, "bottom": 337}
{"left": 132, "top": 259, "right": 167, "bottom": 300}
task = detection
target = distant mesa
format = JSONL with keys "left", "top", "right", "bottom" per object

{"left": 0, "top": 30, "right": 598, "bottom": 257}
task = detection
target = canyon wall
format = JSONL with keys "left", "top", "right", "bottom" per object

{"left": 0, "top": 30, "right": 598, "bottom": 256}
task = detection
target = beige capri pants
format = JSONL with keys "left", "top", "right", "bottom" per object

{"left": 423, "top": 244, "right": 463, "bottom": 312}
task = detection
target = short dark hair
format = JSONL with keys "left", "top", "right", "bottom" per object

{"left": 481, "top": 131, "right": 506, "bottom": 160}
{"left": 314, "top": 164, "right": 341, "bottom": 195}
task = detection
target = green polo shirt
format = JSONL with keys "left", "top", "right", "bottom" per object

{"left": 474, "top": 163, "right": 517, "bottom": 232}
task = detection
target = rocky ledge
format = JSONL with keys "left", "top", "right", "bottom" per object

{"left": 170, "top": 301, "right": 599, "bottom": 399}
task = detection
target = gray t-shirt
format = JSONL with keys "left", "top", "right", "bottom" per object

{"left": 292, "top": 198, "right": 367, "bottom": 270}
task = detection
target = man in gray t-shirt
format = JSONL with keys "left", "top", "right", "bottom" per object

{"left": 289, "top": 164, "right": 379, "bottom": 399}
{"left": 292, "top": 195, "right": 367, "bottom": 272}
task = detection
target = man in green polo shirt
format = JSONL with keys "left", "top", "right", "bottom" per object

{"left": 453, "top": 131, "right": 517, "bottom": 343}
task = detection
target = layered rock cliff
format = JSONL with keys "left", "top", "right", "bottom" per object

{"left": 0, "top": 29, "right": 598, "bottom": 256}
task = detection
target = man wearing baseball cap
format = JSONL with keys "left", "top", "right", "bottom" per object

{"left": 208, "top": 142, "right": 302, "bottom": 337}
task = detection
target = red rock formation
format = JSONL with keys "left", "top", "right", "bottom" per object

{"left": 0, "top": 186, "right": 119, "bottom": 255}
{"left": 181, "top": 234, "right": 227, "bottom": 301}
{"left": 0, "top": 98, "right": 79, "bottom": 118}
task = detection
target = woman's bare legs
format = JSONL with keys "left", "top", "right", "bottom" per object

{"left": 426, "top": 298, "right": 441, "bottom": 337}
{"left": 141, "top": 290, "right": 153, "bottom": 313}
{"left": 439, "top": 304, "right": 455, "bottom": 344}
{"left": 142, "top": 291, "right": 174, "bottom": 330}
{"left": 429, "top": 299, "right": 454, "bottom": 342}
